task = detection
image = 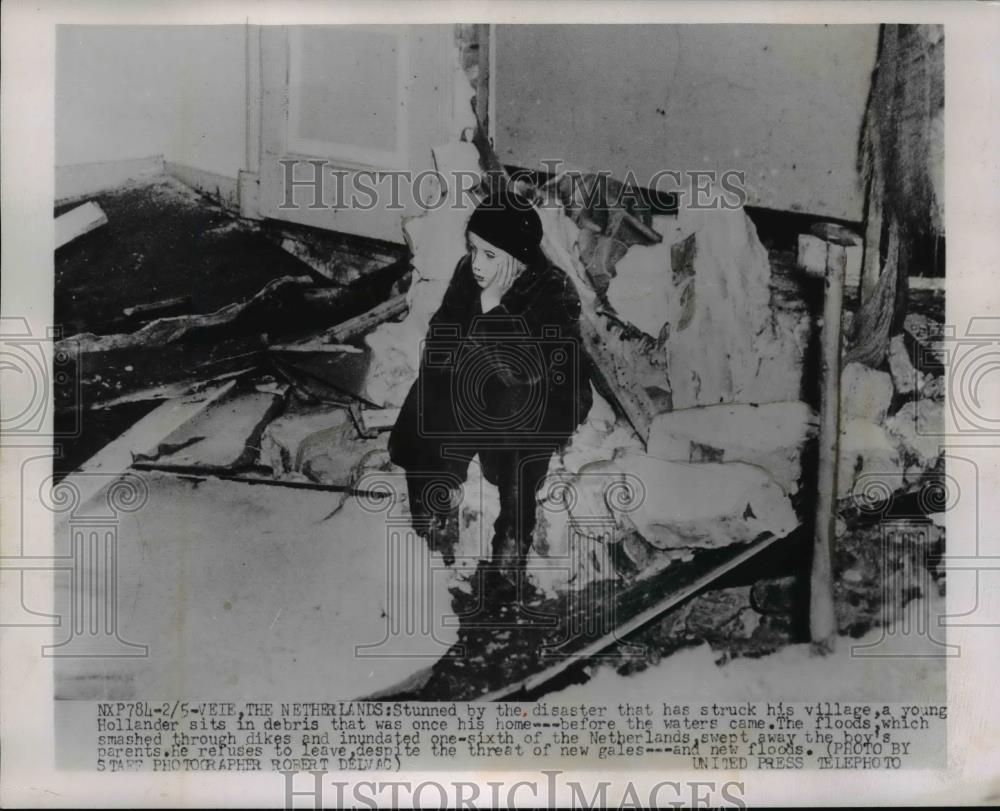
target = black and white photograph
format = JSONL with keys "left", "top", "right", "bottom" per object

{"left": 2, "top": 1, "right": 998, "bottom": 807}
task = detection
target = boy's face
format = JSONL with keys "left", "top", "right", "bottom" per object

{"left": 467, "top": 232, "right": 523, "bottom": 289}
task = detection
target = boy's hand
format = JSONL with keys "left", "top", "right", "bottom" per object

{"left": 494, "top": 255, "right": 520, "bottom": 298}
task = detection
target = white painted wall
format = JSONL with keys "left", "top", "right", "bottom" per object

{"left": 56, "top": 25, "right": 246, "bottom": 179}
{"left": 496, "top": 25, "right": 880, "bottom": 221}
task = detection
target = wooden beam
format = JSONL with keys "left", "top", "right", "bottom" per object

{"left": 804, "top": 234, "right": 848, "bottom": 653}
{"left": 86, "top": 367, "right": 254, "bottom": 410}
{"left": 55, "top": 201, "right": 108, "bottom": 248}
{"left": 122, "top": 295, "right": 191, "bottom": 319}
{"left": 130, "top": 467, "right": 390, "bottom": 497}
{"left": 56, "top": 381, "right": 237, "bottom": 511}
{"left": 323, "top": 294, "right": 408, "bottom": 343}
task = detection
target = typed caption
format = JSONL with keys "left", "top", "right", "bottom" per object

{"left": 58, "top": 699, "right": 947, "bottom": 772}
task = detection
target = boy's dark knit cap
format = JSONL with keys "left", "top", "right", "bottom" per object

{"left": 466, "top": 190, "right": 543, "bottom": 265}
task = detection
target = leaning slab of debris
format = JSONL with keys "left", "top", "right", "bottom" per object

{"left": 133, "top": 380, "right": 287, "bottom": 471}
{"left": 55, "top": 201, "right": 108, "bottom": 248}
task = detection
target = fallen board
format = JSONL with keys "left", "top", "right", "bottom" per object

{"left": 270, "top": 347, "right": 377, "bottom": 405}
{"left": 373, "top": 530, "right": 790, "bottom": 701}
{"left": 134, "top": 387, "right": 284, "bottom": 471}
{"left": 128, "top": 468, "right": 392, "bottom": 498}
{"left": 55, "top": 381, "right": 238, "bottom": 508}
{"left": 55, "top": 201, "right": 108, "bottom": 248}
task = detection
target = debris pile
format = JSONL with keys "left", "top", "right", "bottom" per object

{"left": 514, "top": 187, "right": 808, "bottom": 594}
{"left": 837, "top": 317, "right": 946, "bottom": 504}
{"left": 606, "top": 206, "right": 806, "bottom": 408}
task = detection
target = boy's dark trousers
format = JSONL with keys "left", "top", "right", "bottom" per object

{"left": 403, "top": 445, "right": 555, "bottom": 566}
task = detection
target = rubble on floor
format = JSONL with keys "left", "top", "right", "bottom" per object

{"left": 55, "top": 174, "right": 308, "bottom": 337}
{"left": 836, "top": 314, "right": 946, "bottom": 501}
{"left": 263, "top": 221, "right": 404, "bottom": 285}
{"left": 526, "top": 451, "right": 799, "bottom": 596}
{"left": 841, "top": 361, "right": 894, "bottom": 423}
{"left": 682, "top": 585, "right": 762, "bottom": 641}
{"left": 57, "top": 156, "right": 951, "bottom": 700}
{"left": 271, "top": 344, "right": 376, "bottom": 404}
{"left": 837, "top": 418, "right": 904, "bottom": 500}
{"left": 885, "top": 398, "right": 945, "bottom": 484}
{"left": 259, "top": 401, "right": 353, "bottom": 478}
{"left": 548, "top": 511, "right": 946, "bottom": 703}
{"left": 549, "top": 592, "right": 945, "bottom": 704}
{"left": 615, "top": 454, "right": 799, "bottom": 550}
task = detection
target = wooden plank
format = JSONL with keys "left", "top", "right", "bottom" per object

{"left": 122, "top": 295, "right": 191, "bottom": 319}
{"left": 268, "top": 341, "right": 361, "bottom": 354}
{"left": 132, "top": 389, "right": 285, "bottom": 471}
{"left": 270, "top": 348, "right": 377, "bottom": 405}
{"left": 56, "top": 381, "right": 236, "bottom": 511}
{"left": 807, "top": 237, "right": 847, "bottom": 653}
{"left": 55, "top": 201, "right": 108, "bottom": 248}
{"left": 129, "top": 467, "right": 390, "bottom": 497}
{"left": 87, "top": 367, "right": 254, "bottom": 410}
{"left": 324, "top": 294, "right": 408, "bottom": 343}
{"left": 361, "top": 407, "right": 401, "bottom": 432}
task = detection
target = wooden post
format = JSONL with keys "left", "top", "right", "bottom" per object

{"left": 805, "top": 229, "right": 849, "bottom": 654}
